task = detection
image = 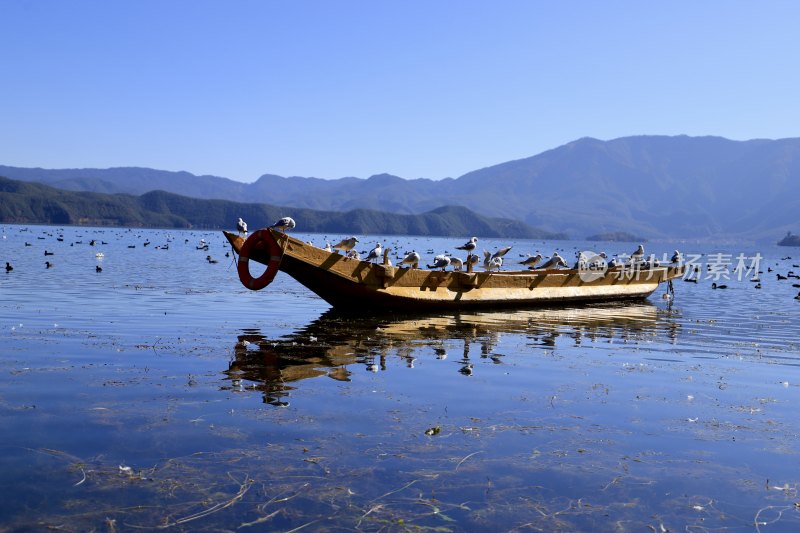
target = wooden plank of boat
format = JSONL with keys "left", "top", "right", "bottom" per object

{"left": 223, "top": 229, "right": 683, "bottom": 311}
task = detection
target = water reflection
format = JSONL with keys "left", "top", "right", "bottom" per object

{"left": 226, "top": 302, "right": 679, "bottom": 405}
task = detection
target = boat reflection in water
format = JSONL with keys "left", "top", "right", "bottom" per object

{"left": 226, "top": 302, "right": 679, "bottom": 406}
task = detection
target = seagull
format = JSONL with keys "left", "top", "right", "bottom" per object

{"left": 630, "top": 244, "right": 645, "bottom": 264}
{"left": 491, "top": 246, "right": 513, "bottom": 260}
{"left": 485, "top": 255, "right": 503, "bottom": 271}
{"left": 482, "top": 250, "right": 493, "bottom": 270}
{"left": 365, "top": 243, "right": 382, "bottom": 263}
{"left": 333, "top": 236, "right": 359, "bottom": 253}
{"left": 271, "top": 217, "right": 296, "bottom": 232}
{"left": 346, "top": 249, "right": 361, "bottom": 260}
{"left": 5, "top": 262, "right": 13, "bottom": 272}
{"left": 448, "top": 256, "right": 464, "bottom": 271}
{"left": 456, "top": 237, "right": 478, "bottom": 254}
{"left": 536, "top": 252, "right": 568, "bottom": 270}
{"left": 481, "top": 251, "right": 502, "bottom": 270}
{"left": 399, "top": 250, "right": 421, "bottom": 268}
{"left": 467, "top": 254, "right": 480, "bottom": 268}
{"left": 323, "top": 241, "right": 332, "bottom": 252}
{"left": 574, "top": 251, "right": 607, "bottom": 269}
{"left": 520, "top": 254, "right": 542, "bottom": 267}
{"left": 236, "top": 217, "right": 248, "bottom": 235}
{"left": 427, "top": 254, "right": 451, "bottom": 271}
{"left": 670, "top": 250, "right": 682, "bottom": 263}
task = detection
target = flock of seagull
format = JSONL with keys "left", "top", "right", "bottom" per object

{"left": 240, "top": 216, "right": 679, "bottom": 274}
{"left": 231, "top": 215, "right": 800, "bottom": 301}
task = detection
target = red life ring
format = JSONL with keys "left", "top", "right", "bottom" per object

{"left": 237, "top": 229, "right": 283, "bottom": 290}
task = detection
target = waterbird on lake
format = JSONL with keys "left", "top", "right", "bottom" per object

{"left": 44, "top": 250, "right": 54, "bottom": 256}
{"left": 712, "top": 283, "right": 727, "bottom": 289}
{"left": 96, "top": 265, "right": 102, "bottom": 273}
{"left": 455, "top": 237, "right": 478, "bottom": 254}
{"left": 236, "top": 217, "right": 248, "bottom": 235}
{"left": 427, "top": 254, "right": 451, "bottom": 271}
{"left": 45, "top": 261, "right": 53, "bottom": 268}
{"left": 398, "top": 250, "right": 421, "bottom": 269}
{"left": 271, "top": 216, "right": 296, "bottom": 232}
{"left": 520, "top": 254, "right": 542, "bottom": 267}
{"left": 754, "top": 283, "right": 762, "bottom": 289}
{"left": 206, "top": 255, "right": 219, "bottom": 264}
{"left": 365, "top": 243, "right": 382, "bottom": 263}
{"left": 5, "top": 262, "right": 13, "bottom": 272}
{"left": 777, "top": 273, "right": 787, "bottom": 280}
{"left": 333, "top": 236, "right": 359, "bottom": 253}
{"left": 795, "top": 291, "right": 800, "bottom": 300}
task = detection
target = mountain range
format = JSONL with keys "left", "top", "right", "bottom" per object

{"left": 0, "top": 176, "right": 557, "bottom": 239}
{"left": 3, "top": 135, "right": 799, "bottom": 242}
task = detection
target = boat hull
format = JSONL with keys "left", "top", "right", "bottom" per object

{"left": 225, "top": 230, "right": 683, "bottom": 311}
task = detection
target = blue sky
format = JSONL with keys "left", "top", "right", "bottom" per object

{"left": 2, "top": 1, "right": 798, "bottom": 182}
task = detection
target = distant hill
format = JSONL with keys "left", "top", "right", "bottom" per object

{"left": 0, "top": 176, "right": 561, "bottom": 239}
{"left": 586, "top": 231, "right": 644, "bottom": 243}
{"left": 4, "top": 135, "right": 800, "bottom": 241}
{"left": 778, "top": 232, "right": 800, "bottom": 247}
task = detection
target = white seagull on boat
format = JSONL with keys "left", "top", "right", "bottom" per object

{"left": 520, "top": 254, "right": 542, "bottom": 267}
{"left": 236, "top": 217, "right": 248, "bottom": 235}
{"left": 399, "top": 250, "right": 421, "bottom": 268}
{"left": 630, "top": 244, "right": 645, "bottom": 263}
{"left": 333, "top": 236, "right": 359, "bottom": 252}
{"left": 456, "top": 237, "right": 478, "bottom": 254}
{"left": 365, "top": 243, "right": 382, "bottom": 263}
{"left": 448, "top": 256, "right": 464, "bottom": 271}
{"left": 491, "top": 246, "right": 513, "bottom": 260}
{"left": 536, "top": 252, "right": 568, "bottom": 270}
{"left": 271, "top": 217, "right": 296, "bottom": 232}
{"left": 427, "top": 254, "right": 451, "bottom": 271}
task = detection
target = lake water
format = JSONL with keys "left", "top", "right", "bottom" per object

{"left": 2, "top": 224, "right": 799, "bottom": 531}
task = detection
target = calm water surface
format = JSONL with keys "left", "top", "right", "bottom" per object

{"left": 1, "top": 224, "right": 799, "bottom": 531}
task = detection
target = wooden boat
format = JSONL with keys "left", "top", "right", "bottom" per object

{"left": 223, "top": 228, "right": 684, "bottom": 311}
